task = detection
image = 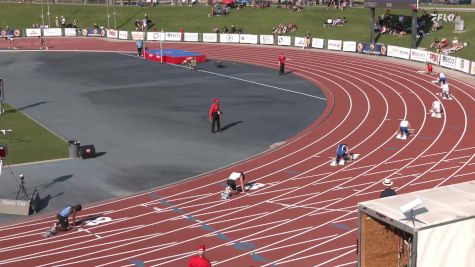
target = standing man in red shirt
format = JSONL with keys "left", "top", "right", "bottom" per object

{"left": 426, "top": 62, "right": 433, "bottom": 75}
{"left": 278, "top": 52, "right": 287, "bottom": 75}
{"left": 209, "top": 97, "right": 222, "bottom": 133}
{"left": 188, "top": 245, "right": 211, "bottom": 267}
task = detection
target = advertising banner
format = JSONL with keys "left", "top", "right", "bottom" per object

{"left": 260, "top": 35, "right": 274, "bottom": 45}
{"left": 472, "top": 62, "right": 475, "bottom": 75}
{"left": 311, "top": 38, "right": 324, "bottom": 49}
{"left": 410, "top": 49, "right": 428, "bottom": 62}
{"left": 455, "top": 57, "right": 470, "bottom": 73}
{"left": 118, "top": 31, "right": 129, "bottom": 40}
{"left": 184, "top": 32, "right": 199, "bottom": 42}
{"left": 327, "top": 40, "right": 342, "bottom": 51}
{"left": 107, "top": 29, "right": 118, "bottom": 39}
{"left": 147, "top": 31, "right": 164, "bottom": 41}
{"left": 294, "top": 37, "right": 305, "bottom": 47}
{"left": 43, "top": 28, "right": 62, "bottom": 37}
{"left": 342, "top": 41, "right": 357, "bottom": 52}
{"left": 165, "top": 32, "right": 182, "bottom": 41}
{"left": 220, "top": 33, "right": 239, "bottom": 43}
{"left": 81, "top": 28, "right": 105, "bottom": 37}
{"left": 277, "top": 36, "right": 291, "bottom": 46}
{"left": 131, "top": 31, "right": 145, "bottom": 40}
{"left": 64, "top": 28, "right": 77, "bottom": 37}
{"left": 26, "top": 28, "right": 42, "bottom": 37}
{"left": 239, "top": 34, "right": 258, "bottom": 44}
{"left": 0, "top": 29, "right": 21, "bottom": 37}
{"left": 426, "top": 52, "right": 440, "bottom": 65}
{"left": 387, "top": 46, "right": 410, "bottom": 59}
{"left": 203, "top": 33, "right": 218, "bottom": 43}
{"left": 356, "top": 42, "right": 387, "bottom": 55}
{"left": 440, "top": 54, "right": 456, "bottom": 69}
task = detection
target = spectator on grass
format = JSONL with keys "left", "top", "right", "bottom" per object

{"left": 55, "top": 17, "right": 60, "bottom": 28}
{"left": 61, "top": 16, "right": 66, "bottom": 27}
{"left": 213, "top": 26, "right": 220, "bottom": 33}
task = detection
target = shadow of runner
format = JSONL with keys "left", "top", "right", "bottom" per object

{"left": 5, "top": 101, "right": 49, "bottom": 113}
{"left": 221, "top": 120, "right": 243, "bottom": 132}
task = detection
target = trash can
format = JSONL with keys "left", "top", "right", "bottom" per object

{"left": 68, "top": 140, "right": 80, "bottom": 158}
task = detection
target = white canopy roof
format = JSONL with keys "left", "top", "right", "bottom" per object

{"left": 359, "top": 180, "right": 475, "bottom": 231}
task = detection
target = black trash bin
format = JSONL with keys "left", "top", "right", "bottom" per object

{"left": 68, "top": 140, "right": 80, "bottom": 158}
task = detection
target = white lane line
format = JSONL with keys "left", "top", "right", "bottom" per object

{"left": 272, "top": 245, "right": 355, "bottom": 265}
{"left": 313, "top": 249, "right": 357, "bottom": 267}
{"left": 334, "top": 261, "right": 358, "bottom": 267}
{"left": 189, "top": 212, "right": 269, "bottom": 228}
{"left": 257, "top": 235, "right": 342, "bottom": 254}
{"left": 310, "top": 176, "right": 352, "bottom": 185}
{"left": 332, "top": 217, "right": 358, "bottom": 224}
{"left": 167, "top": 193, "right": 214, "bottom": 202}
{"left": 239, "top": 227, "right": 315, "bottom": 243}
{"left": 204, "top": 220, "right": 290, "bottom": 238}
{"left": 248, "top": 186, "right": 301, "bottom": 196}
{"left": 269, "top": 195, "right": 338, "bottom": 204}
{"left": 410, "top": 177, "right": 445, "bottom": 186}
{"left": 196, "top": 68, "right": 327, "bottom": 101}
{"left": 264, "top": 192, "right": 322, "bottom": 202}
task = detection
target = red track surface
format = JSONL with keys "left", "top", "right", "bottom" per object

{"left": 0, "top": 38, "right": 474, "bottom": 267}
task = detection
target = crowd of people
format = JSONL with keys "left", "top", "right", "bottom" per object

{"left": 374, "top": 11, "right": 410, "bottom": 37}
{"left": 272, "top": 23, "right": 298, "bottom": 35}
{"left": 212, "top": 25, "right": 243, "bottom": 34}
{"left": 430, "top": 37, "right": 468, "bottom": 54}
{"left": 134, "top": 14, "right": 154, "bottom": 31}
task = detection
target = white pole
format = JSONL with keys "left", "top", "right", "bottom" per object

{"left": 106, "top": 1, "right": 110, "bottom": 29}
{"left": 41, "top": 0, "right": 45, "bottom": 26}
{"left": 160, "top": 29, "right": 164, "bottom": 63}
{"left": 47, "top": 0, "right": 51, "bottom": 27}
{"left": 113, "top": 0, "right": 117, "bottom": 29}
{"left": 0, "top": 78, "right": 4, "bottom": 115}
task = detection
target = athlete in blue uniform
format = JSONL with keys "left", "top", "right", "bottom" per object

{"left": 56, "top": 204, "right": 82, "bottom": 231}
{"left": 336, "top": 144, "right": 350, "bottom": 162}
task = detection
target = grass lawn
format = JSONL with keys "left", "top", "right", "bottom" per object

{"left": 0, "top": 103, "right": 67, "bottom": 165}
{"left": 1, "top": 3, "right": 474, "bottom": 59}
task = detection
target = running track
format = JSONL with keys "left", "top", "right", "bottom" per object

{"left": 0, "top": 38, "right": 474, "bottom": 267}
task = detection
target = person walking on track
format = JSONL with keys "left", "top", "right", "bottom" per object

{"left": 188, "top": 245, "right": 211, "bottom": 267}
{"left": 209, "top": 97, "right": 222, "bottom": 133}
{"left": 278, "top": 52, "right": 287, "bottom": 75}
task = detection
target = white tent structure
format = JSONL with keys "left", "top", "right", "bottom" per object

{"left": 358, "top": 180, "right": 475, "bottom": 267}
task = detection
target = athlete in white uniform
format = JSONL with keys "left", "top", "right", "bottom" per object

{"left": 437, "top": 72, "right": 446, "bottom": 85}
{"left": 440, "top": 80, "right": 450, "bottom": 99}
{"left": 398, "top": 120, "right": 412, "bottom": 139}
{"left": 430, "top": 100, "right": 441, "bottom": 117}
{"left": 223, "top": 172, "right": 246, "bottom": 199}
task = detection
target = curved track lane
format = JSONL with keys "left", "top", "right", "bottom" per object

{"left": 0, "top": 39, "right": 474, "bottom": 267}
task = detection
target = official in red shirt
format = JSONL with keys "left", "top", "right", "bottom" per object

{"left": 278, "top": 52, "right": 287, "bottom": 75}
{"left": 209, "top": 97, "right": 222, "bottom": 133}
{"left": 426, "top": 62, "right": 433, "bottom": 75}
{"left": 188, "top": 245, "right": 211, "bottom": 267}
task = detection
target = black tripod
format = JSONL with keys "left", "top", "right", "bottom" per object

{"left": 16, "top": 175, "right": 30, "bottom": 200}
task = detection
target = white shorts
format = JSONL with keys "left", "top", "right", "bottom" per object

{"left": 433, "top": 107, "right": 441, "bottom": 113}
{"left": 442, "top": 88, "right": 449, "bottom": 94}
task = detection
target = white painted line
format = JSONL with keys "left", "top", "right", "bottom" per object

{"left": 198, "top": 69, "right": 327, "bottom": 101}
{"left": 269, "top": 192, "right": 323, "bottom": 202}
{"left": 167, "top": 193, "right": 214, "bottom": 202}
{"left": 248, "top": 186, "right": 300, "bottom": 196}
{"left": 311, "top": 176, "right": 352, "bottom": 185}
{"left": 257, "top": 234, "right": 340, "bottom": 254}
{"left": 273, "top": 245, "right": 355, "bottom": 265}
{"left": 208, "top": 219, "right": 291, "bottom": 239}
{"left": 189, "top": 212, "right": 268, "bottom": 228}
{"left": 410, "top": 177, "right": 445, "bottom": 186}
{"left": 333, "top": 261, "right": 357, "bottom": 267}
{"left": 333, "top": 217, "right": 358, "bottom": 224}
{"left": 313, "top": 249, "right": 357, "bottom": 267}
{"left": 241, "top": 227, "right": 314, "bottom": 243}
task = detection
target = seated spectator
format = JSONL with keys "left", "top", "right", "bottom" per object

{"left": 432, "top": 20, "right": 442, "bottom": 31}
{"left": 213, "top": 26, "right": 220, "bottom": 33}
{"left": 222, "top": 25, "right": 228, "bottom": 33}
{"left": 324, "top": 18, "right": 333, "bottom": 27}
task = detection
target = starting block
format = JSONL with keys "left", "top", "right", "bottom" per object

{"left": 401, "top": 134, "right": 407, "bottom": 140}
{"left": 350, "top": 153, "right": 360, "bottom": 160}
{"left": 220, "top": 187, "right": 231, "bottom": 200}
{"left": 396, "top": 133, "right": 402, "bottom": 139}
{"left": 431, "top": 112, "right": 442, "bottom": 118}
{"left": 330, "top": 159, "right": 337, "bottom": 166}
{"left": 338, "top": 159, "right": 345, "bottom": 166}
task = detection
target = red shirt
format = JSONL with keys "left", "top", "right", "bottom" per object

{"left": 427, "top": 64, "right": 433, "bottom": 72}
{"left": 188, "top": 255, "right": 211, "bottom": 267}
{"left": 209, "top": 103, "right": 220, "bottom": 119}
{"left": 278, "top": 54, "right": 286, "bottom": 65}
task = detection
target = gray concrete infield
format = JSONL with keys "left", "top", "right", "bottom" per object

{"left": 0, "top": 52, "right": 326, "bottom": 223}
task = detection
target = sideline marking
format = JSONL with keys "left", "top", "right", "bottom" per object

{"left": 117, "top": 52, "right": 326, "bottom": 101}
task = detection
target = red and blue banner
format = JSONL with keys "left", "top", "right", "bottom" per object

{"left": 356, "top": 42, "right": 387, "bottom": 56}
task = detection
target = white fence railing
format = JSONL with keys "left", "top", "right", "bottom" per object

{"left": 2, "top": 28, "right": 474, "bottom": 76}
